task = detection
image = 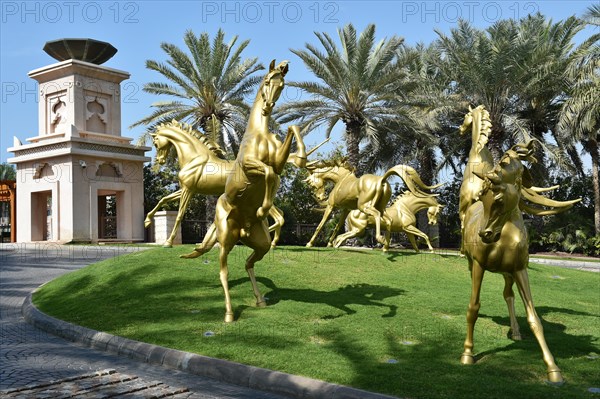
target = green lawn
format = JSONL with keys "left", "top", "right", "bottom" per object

{"left": 34, "top": 246, "right": 600, "bottom": 398}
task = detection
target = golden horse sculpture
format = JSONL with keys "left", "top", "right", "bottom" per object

{"left": 304, "top": 159, "right": 441, "bottom": 248}
{"left": 181, "top": 60, "right": 307, "bottom": 323}
{"left": 334, "top": 191, "right": 443, "bottom": 252}
{"left": 461, "top": 140, "right": 580, "bottom": 384}
{"left": 457, "top": 104, "right": 577, "bottom": 248}
{"left": 145, "top": 120, "right": 285, "bottom": 248}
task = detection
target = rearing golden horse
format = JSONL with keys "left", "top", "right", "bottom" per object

{"left": 304, "top": 159, "right": 441, "bottom": 248}
{"left": 181, "top": 60, "right": 306, "bottom": 323}
{"left": 461, "top": 141, "right": 580, "bottom": 384}
{"left": 145, "top": 120, "right": 285, "bottom": 248}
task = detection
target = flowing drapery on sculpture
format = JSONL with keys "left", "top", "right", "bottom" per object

{"left": 460, "top": 140, "right": 580, "bottom": 384}
{"left": 304, "top": 159, "right": 441, "bottom": 249}
{"left": 340, "top": 191, "right": 443, "bottom": 252}
{"left": 180, "top": 60, "right": 307, "bottom": 323}
{"left": 145, "top": 120, "right": 284, "bottom": 247}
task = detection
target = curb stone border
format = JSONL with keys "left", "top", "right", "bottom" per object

{"left": 22, "top": 292, "right": 399, "bottom": 399}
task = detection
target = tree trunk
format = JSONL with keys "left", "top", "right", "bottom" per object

{"left": 585, "top": 138, "right": 600, "bottom": 236}
{"left": 345, "top": 122, "right": 362, "bottom": 175}
{"left": 417, "top": 147, "right": 438, "bottom": 248}
{"left": 488, "top": 125, "right": 504, "bottom": 163}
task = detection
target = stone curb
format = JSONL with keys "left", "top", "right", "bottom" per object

{"left": 22, "top": 293, "right": 399, "bottom": 399}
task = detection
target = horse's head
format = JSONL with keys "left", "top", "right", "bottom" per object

{"left": 475, "top": 148, "right": 526, "bottom": 243}
{"left": 150, "top": 131, "right": 172, "bottom": 165}
{"left": 304, "top": 168, "right": 328, "bottom": 202}
{"left": 261, "top": 59, "right": 289, "bottom": 116}
{"left": 304, "top": 159, "right": 352, "bottom": 201}
{"left": 427, "top": 204, "right": 444, "bottom": 225}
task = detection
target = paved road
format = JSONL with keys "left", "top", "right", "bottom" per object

{"left": 0, "top": 243, "right": 287, "bottom": 398}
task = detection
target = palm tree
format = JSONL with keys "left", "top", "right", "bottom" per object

{"left": 276, "top": 23, "right": 406, "bottom": 174}
{"left": 558, "top": 5, "right": 600, "bottom": 234}
{"left": 365, "top": 43, "right": 458, "bottom": 177}
{"left": 435, "top": 14, "right": 584, "bottom": 170}
{"left": 131, "top": 29, "right": 264, "bottom": 155}
{"left": 0, "top": 163, "right": 16, "bottom": 180}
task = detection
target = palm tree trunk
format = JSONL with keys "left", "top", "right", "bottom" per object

{"left": 345, "top": 122, "right": 362, "bottom": 175}
{"left": 488, "top": 126, "right": 504, "bottom": 163}
{"left": 417, "top": 148, "right": 438, "bottom": 248}
{"left": 585, "top": 138, "right": 600, "bottom": 235}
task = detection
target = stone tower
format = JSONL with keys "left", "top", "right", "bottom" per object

{"left": 8, "top": 39, "right": 150, "bottom": 242}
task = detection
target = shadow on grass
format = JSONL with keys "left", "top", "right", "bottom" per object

{"left": 323, "top": 308, "right": 599, "bottom": 399}
{"left": 228, "top": 276, "right": 404, "bottom": 320}
{"left": 477, "top": 305, "right": 599, "bottom": 360}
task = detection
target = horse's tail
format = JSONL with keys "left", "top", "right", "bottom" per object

{"left": 382, "top": 165, "right": 443, "bottom": 198}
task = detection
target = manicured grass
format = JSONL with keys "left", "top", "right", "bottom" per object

{"left": 34, "top": 246, "right": 600, "bottom": 398}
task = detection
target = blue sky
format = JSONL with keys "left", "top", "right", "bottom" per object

{"left": 1, "top": 0, "right": 596, "bottom": 165}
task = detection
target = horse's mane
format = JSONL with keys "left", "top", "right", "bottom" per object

{"left": 390, "top": 190, "right": 413, "bottom": 207}
{"left": 158, "top": 120, "right": 226, "bottom": 159}
{"left": 309, "top": 158, "right": 355, "bottom": 173}
{"left": 471, "top": 105, "right": 491, "bottom": 152}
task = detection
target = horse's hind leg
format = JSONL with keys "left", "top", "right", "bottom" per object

{"left": 333, "top": 228, "right": 361, "bottom": 248}
{"left": 406, "top": 233, "right": 420, "bottom": 253}
{"left": 217, "top": 213, "right": 240, "bottom": 323}
{"left": 503, "top": 274, "right": 522, "bottom": 340}
{"left": 361, "top": 204, "right": 385, "bottom": 245}
{"left": 219, "top": 243, "right": 235, "bottom": 322}
{"left": 461, "top": 259, "right": 484, "bottom": 365}
{"left": 513, "top": 269, "right": 563, "bottom": 384}
{"left": 180, "top": 222, "right": 218, "bottom": 259}
{"left": 268, "top": 206, "right": 284, "bottom": 248}
{"left": 242, "top": 221, "right": 272, "bottom": 307}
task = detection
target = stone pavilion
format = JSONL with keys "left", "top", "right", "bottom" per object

{"left": 8, "top": 39, "right": 150, "bottom": 243}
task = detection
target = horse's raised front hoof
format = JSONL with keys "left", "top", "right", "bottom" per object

{"left": 256, "top": 300, "right": 267, "bottom": 308}
{"left": 180, "top": 250, "right": 201, "bottom": 259}
{"left": 224, "top": 312, "right": 234, "bottom": 323}
{"left": 547, "top": 370, "right": 564, "bottom": 385}
{"left": 460, "top": 354, "right": 475, "bottom": 365}
{"left": 256, "top": 207, "right": 266, "bottom": 219}
{"left": 144, "top": 219, "right": 152, "bottom": 228}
